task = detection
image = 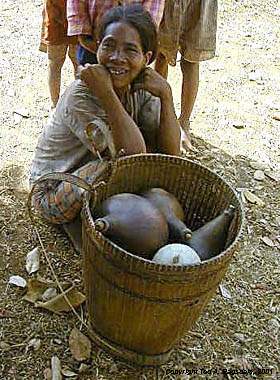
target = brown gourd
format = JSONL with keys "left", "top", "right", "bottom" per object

{"left": 94, "top": 193, "right": 169, "bottom": 258}
{"left": 142, "top": 188, "right": 192, "bottom": 243}
{"left": 186, "top": 205, "right": 236, "bottom": 261}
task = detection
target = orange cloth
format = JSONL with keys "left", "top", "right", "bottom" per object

{"left": 41, "top": 0, "right": 77, "bottom": 46}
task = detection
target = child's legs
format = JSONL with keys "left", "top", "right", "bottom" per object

{"left": 179, "top": 59, "right": 199, "bottom": 131}
{"left": 67, "top": 44, "right": 78, "bottom": 76}
{"left": 47, "top": 44, "right": 67, "bottom": 107}
{"left": 32, "top": 160, "right": 104, "bottom": 224}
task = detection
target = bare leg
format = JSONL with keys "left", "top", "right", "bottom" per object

{"left": 68, "top": 44, "right": 78, "bottom": 77}
{"left": 179, "top": 59, "right": 199, "bottom": 150}
{"left": 155, "top": 52, "right": 169, "bottom": 79}
{"left": 47, "top": 45, "right": 67, "bottom": 108}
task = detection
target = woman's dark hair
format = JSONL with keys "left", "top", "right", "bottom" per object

{"left": 98, "top": 4, "right": 158, "bottom": 63}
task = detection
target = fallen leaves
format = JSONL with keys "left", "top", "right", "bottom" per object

{"left": 253, "top": 170, "right": 265, "bottom": 181}
{"left": 249, "top": 161, "right": 269, "bottom": 171}
{"left": 23, "top": 278, "right": 59, "bottom": 303}
{"left": 35, "top": 286, "right": 86, "bottom": 314}
{"left": 9, "top": 275, "right": 27, "bottom": 288}
{"left": 41, "top": 287, "right": 57, "bottom": 301}
{"left": 69, "top": 327, "right": 92, "bottom": 361}
{"left": 0, "top": 308, "right": 12, "bottom": 318}
{"left": 61, "top": 368, "right": 78, "bottom": 378}
{"left": 243, "top": 190, "right": 265, "bottom": 206}
{"left": 264, "top": 170, "right": 280, "bottom": 182}
{"left": 51, "top": 356, "right": 62, "bottom": 380}
{"left": 261, "top": 236, "right": 275, "bottom": 247}
{"left": 23, "top": 278, "right": 85, "bottom": 314}
{"left": 26, "top": 247, "right": 40, "bottom": 274}
{"left": 272, "top": 112, "right": 280, "bottom": 121}
{"left": 219, "top": 284, "right": 232, "bottom": 300}
{"left": 26, "top": 338, "right": 41, "bottom": 352}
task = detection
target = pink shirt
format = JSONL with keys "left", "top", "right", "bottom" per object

{"left": 67, "top": 0, "right": 165, "bottom": 36}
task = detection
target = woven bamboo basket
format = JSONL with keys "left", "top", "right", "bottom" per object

{"left": 82, "top": 153, "right": 244, "bottom": 366}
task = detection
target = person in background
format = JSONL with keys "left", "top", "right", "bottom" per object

{"left": 66, "top": 0, "right": 165, "bottom": 65}
{"left": 40, "top": 0, "right": 78, "bottom": 108}
{"left": 30, "top": 5, "right": 180, "bottom": 225}
{"left": 155, "top": 0, "right": 218, "bottom": 150}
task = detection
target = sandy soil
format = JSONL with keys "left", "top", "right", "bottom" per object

{"left": 0, "top": 0, "right": 279, "bottom": 379}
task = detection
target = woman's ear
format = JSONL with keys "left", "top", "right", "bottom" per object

{"left": 144, "top": 51, "right": 153, "bottom": 65}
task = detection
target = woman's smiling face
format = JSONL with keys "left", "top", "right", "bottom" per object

{"left": 97, "top": 21, "right": 151, "bottom": 89}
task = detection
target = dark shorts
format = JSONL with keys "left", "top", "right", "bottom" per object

{"left": 158, "top": 0, "right": 218, "bottom": 65}
{"left": 77, "top": 44, "right": 98, "bottom": 65}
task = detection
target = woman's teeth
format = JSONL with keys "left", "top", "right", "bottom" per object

{"left": 109, "top": 68, "right": 127, "bottom": 75}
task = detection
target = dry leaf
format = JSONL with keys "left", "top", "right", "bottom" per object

{"left": 43, "top": 368, "right": 52, "bottom": 380}
{"left": 26, "top": 247, "right": 40, "bottom": 274}
{"left": 233, "top": 333, "right": 247, "bottom": 343}
{"left": 13, "top": 106, "right": 30, "bottom": 118}
{"left": 9, "top": 275, "right": 27, "bottom": 288}
{"left": 23, "top": 278, "right": 70, "bottom": 303}
{"left": 0, "top": 308, "right": 12, "bottom": 318}
{"left": 35, "top": 286, "right": 86, "bottom": 314}
{"left": 232, "top": 122, "right": 245, "bottom": 129}
{"left": 243, "top": 190, "right": 265, "bottom": 206}
{"left": 264, "top": 170, "right": 280, "bottom": 182}
{"left": 78, "top": 363, "right": 90, "bottom": 374}
{"left": 261, "top": 236, "right": 275, "bottom": 247}
{"left": 249, "top": 161, "right": 269, "bottom": 170}
{"left": 249, "top": 70, "right": 262, "bottom": 81}
{"left": 41, "top": 288, "right": 57, "bottom": 301}
{"left": 51, "top": 356, "right": 62, "bottom": 380}
{"left": 272, "top": 112, "right": 280, "bottom": 121}
{"left": 219, "top": 284, "right": 232, "bottom": 299}
{"left": 26, "top": 338, "right": 41, "bottom": 352}
{"left": 254, "top": 170, "right": 265, "bottom": 181}
{"left": 61, "top": 368, "right": 78, "bottom": 377}
{"left": 69, "top": 327, "right": 91, "bottom": 361}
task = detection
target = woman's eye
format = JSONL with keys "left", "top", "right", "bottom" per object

{"left": 102, "top": 42, "right": 114, "bottom": 49}
{"left": 126, "top": 47, "right": 139, "bottom": 54}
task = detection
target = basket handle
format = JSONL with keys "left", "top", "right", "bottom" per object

{"left": 27, "top": 160, "right": 110, "bottom": 224}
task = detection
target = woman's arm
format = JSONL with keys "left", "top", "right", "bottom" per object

{"left": 79, "top": 64, "right": 147, "bottom": 155}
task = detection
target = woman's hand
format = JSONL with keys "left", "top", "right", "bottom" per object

{"left": 132, "top": 67, "right": 172, "bottom": 99}
{"left": 77, "top": 64, "right": 114, "bottom": 101}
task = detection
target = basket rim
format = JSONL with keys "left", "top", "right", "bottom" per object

{"left": 82, "top": 153, "right": 245, "bottom": 273}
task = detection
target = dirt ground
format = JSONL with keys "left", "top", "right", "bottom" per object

{"left": 0, "top": 0, "right": 279, "bottom": 379}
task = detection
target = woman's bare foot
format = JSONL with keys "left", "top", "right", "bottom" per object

{"left": 179, "top": 119, "right": 197, "bottom": 152}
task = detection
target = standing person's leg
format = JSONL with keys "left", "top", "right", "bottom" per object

{"left": 68, "top": 43, "right": 78, "bottom": 76}
{"left": 179, "top": 59, "right": 199, "bottom": 149}
{"left": 47, "top": 44, "right": 67, "bottom": 108}
{"left": 179, "top": 0, "right": 218, "bottom": 149}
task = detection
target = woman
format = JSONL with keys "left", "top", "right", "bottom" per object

{"left": 30, "top": 4, "right": 180, "bottom": 224}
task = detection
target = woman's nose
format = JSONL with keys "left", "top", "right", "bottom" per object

{"left": 110, "top": 49, "right": 127, "bottom": 62}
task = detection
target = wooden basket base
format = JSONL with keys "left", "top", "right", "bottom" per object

{"left": 88, "top": 324, "right": 173, "bottom": 366}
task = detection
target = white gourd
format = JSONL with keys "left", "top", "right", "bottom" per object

{"left": 153, "top": 244, "right": 201, "bottom": 266}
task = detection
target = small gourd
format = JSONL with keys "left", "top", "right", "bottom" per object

{"left": 186, "top": 205, "right": 236, "bottom": 261}
{"left": 143, "top": 188, "right": 192, "bottom": 243}
{"left": 153, "top": 243, "right": 201, "bottom": 266}
{"left": 94, "top": 193, "right": 169, "bottom": 258}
